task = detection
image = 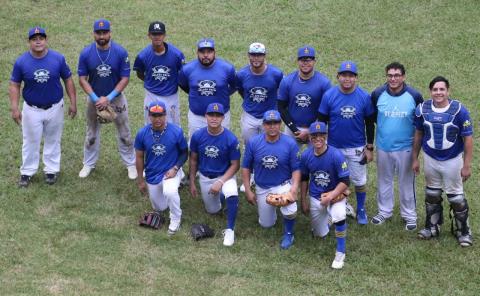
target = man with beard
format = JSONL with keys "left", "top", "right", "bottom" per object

{"left": 77, "top": 19, "right": 137, "bottom": 180}
{"left": 178, "top": 38, "right": 236, "bottom": 139}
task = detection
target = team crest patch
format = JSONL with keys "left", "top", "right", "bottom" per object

{"left": 341, "top": 161, "right": 348, "bottom": 170}
{"left": 261, "top": 155, "right": 278, "bottom": 169}
{"left": 295, "top": 93, "right": 311, "bottom": 107}
{"left": 340, "top": 106, "right": 356, "bottom": 118}
{"left": 96, "top": 64, "right": 112, "bottom": 77}
{"left": 463, "top": 120, "right": 471, "bottom": 128}
{"left": 313, "top": 170, "right": 330, "bottom": 187}
{"left": 152, "top": 144, "right": 166, "bottom": 156}
{"left": 249, "top": 87, "right": 268, "bottom": 103}
{"left": 152, "top": 65, "right": 171, "bottom": 81}
{"left": 33, "top": 69, "right": 50, "bottom": 83}
{"left": 198, "top": 80, "right": 216, "bottom": 96}
{"left": 204, "top": 145, "right": 219, "bottom": 158}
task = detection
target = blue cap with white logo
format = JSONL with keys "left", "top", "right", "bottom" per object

{"left": 263, "top": 110, "right": 281, "bottom": 122}
{"left": 309, "top": 121, "right": 327, "bottom": 134}
{"left": 206, "top": 103, "right": 225, "bottom": 115}
{"left": 197, "top": 38, "right": 215, "bottom": 50}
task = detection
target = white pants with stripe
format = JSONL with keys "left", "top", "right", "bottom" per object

{"left": 198, "top": 173, "right": 238, "bottom": 214}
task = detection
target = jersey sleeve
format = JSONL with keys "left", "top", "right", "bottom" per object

{"left": 228, "top": 64, "right": 236, "bottom": 95}
{"left": 134, "top": 129, "right": 145, "bottom": 151}
{"left": 241, "top": 141, "right": 254, "bottom": 170}
{"left": 289, "top": 141, "right": 300, "bottom": 171}
{"left": 177, "top": 129, "right": 188, "bottom": 150}
{"left": 77, "top": 49, "right": 88, "bottom": 77}
{"left": 189, "top": 132, "right": 199, "bottom": 153}
{"left": 178, "top": 67, "right": 188, "bottom": 90}
{"left": 177, "top": 50, "right": 186, "bottom": 67}
{"left": 318, "top": 91, "right": 330, "bottom": 115}
{"left": 457, "top": 106, "right": 473, "bottom": 136}
{"left": 120, "top": 48, "right": 131, "bottom": 77}
{"left": 364, "top": 92, "right": 375, "bottom": 116}
{"left": 59, "top": 55, "right": 72, "bottom": 80}
{"left": 228, "top": 135, "right": 241, "bottom": 160}
{"left": 132, "top": 52, "right": 145, "bottom": 73}
{"left": 299, "top": 151, "right": 310, "bottom": 176}
{"left": 334, "top": 150, "right": 350, "bottom": 179}
{"left": 10, "top": 59, "right": 23, "bottom": 83}
{"left": 235, "top": 71, "right": 244, "bottom": 97}
{"left": 413, "top": 104, "right": 424, "bottom": 130}
{"left": 277, "top": 76, "right": 289, "bottom": 101}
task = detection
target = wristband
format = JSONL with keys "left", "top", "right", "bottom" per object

{"left": 106, "top": 89, "right": 120, "bottom": 101}
{"left": 88, "top": 92, "right": 99, "bottom": 102}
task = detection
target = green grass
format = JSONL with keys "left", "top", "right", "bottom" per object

{"left": 1, "top": 0, "right": 479, "bottom": 295}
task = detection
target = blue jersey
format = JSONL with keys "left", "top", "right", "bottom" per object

{"left": 300, "top": 146, "right": 350, "bottom": 200}
{"left": 236, "top": 64, "right": 283, "bottom": 119}
{"left": 414, "top": 99, "right": 473, "bottom": 161}
{"left": 178, "top": 58, "right": 236, "bottom": 115}
{"left": 319, "top": 86, "right": 374, "bottom": 148}
{"left": 242, "top": 133, "right": 300, "bottom": 188}
{"left": 10, "top": 49, "right": 72, "bottom": 106}
{"left": 78, "top": 41, "right": 130, "bottom": 96}
{"left": 278, "top": 70, "right": 331, "bottom": 127}
{"left": 371, "top": 84, "right": 423, "bottom": 152}
{"left": 133, "top": 43, "right": 185, "bottom": 96}
{"left": 134, "top": 123, "right": 188, "bottom": 184}
{"left": 190, "top": 127, "right": 241, "bottom": 177}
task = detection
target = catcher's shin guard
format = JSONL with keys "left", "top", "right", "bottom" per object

{"left": 448, "top": 194, "right": 473, "bottom": 246}
{"left": 418, "top": 187, "right": 443, "bottom": 239}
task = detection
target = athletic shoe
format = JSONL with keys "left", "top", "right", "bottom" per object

{"left": 357, "top": 208, "right": 368, "bottom": 225}
{"left": 457, "top": 234, "right": 473, "bottom": 247}
{"left": 405, "top": 220, "right": 417, "bottom": 231}
{"left": 223, "top": 229, "right": 235, "bottom": 246}
{"left": 18, "top": 175, "right": 32, "bottom": 188}
{"left": 417, "top": 226, "right": 440, "bottom": 239}
{"left": 127, "top": 165, "right": 138, "bottom": 180}
{"left": 79, "top": 165, "right": 94, "bottom": 178}
{"left": 45, "top": 173, "right": 57, "bottom": 185}
{"left": 345, "top": 202, "right": 356, "bottom": 219}
{"left": 331, "top": 251, "right": 345, "bottom": 269}
{"left": 371, "top": 214, "right": 388, "bottom": 225}
{"left": 167, "top": 219, "right": 181, "bottom": 235}
{"left": 280, "top": 233, "right": 294, "bottom": 250}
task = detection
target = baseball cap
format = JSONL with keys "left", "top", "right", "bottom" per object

{"left": 206, "top": 103, "right": 225, "bottom": 115}
{"left": 93, "top": 19, "right": 111, "bottom": 32}
{"left": 297, "top": 46, "right": 315, "bottom": 59}
{"left": 149, "top": 21, "right": 166, "bottom": 34}
{"left": 248, "top": 42, "right": 266, "bottom": 54}
{"left": 338, "top": 61, "right": 358, "bottom": 75}
{"left": 148, "top": 101, "right": 166, "bottom": 115}
{"left": 197, "top": 38, "right": 215, "bottom": 50}
{"left": 309, "top": 121, "right": 327, "bottom": 134}
{"left": 28, "top": 27, "right": 46, "bottom": 39}
{"left": 263, "top": 110, "right": 281, "bottom": 122}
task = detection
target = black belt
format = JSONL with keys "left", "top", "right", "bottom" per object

{"left": 26, "top": 101, "right": 58, "bottom": 110}
{"left": 204, "top": 174, "right": 221, "bottom": 179}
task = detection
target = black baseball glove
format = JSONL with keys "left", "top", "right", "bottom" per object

{"left": 191, "top": 223, "right": 215, "bottom": 241}
{"left": 139, "top": 211, "right": 165, "bottom": 229}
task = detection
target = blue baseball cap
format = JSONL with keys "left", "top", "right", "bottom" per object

{"left": 148, "top": 101, "right": 166, "bottom": 115}
{"left": 93, "top": 19, "right": 111, "bottom": 32}
{"left": 206, "top": 103, "right": 225, "bottom": 115}
{"left": 297, "top": 46, "right": 315, "bottom": 59}
{"left": 338, "top": 61, "right": 358, "bottom": 75}
{"left": 309, "top": 121, "right": 327, "bottom": 134}
{"left": 197, "top": 38, "right": 215, "bottom": 50}
{"left": 28, "top": 27, "right": 46, "bottom": 39}
{"left": 263, "top": 110, "right": 281, "bottom": 122}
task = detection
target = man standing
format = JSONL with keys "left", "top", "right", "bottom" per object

{"left": 189, "top": 103, "right": 240, "bottom": 246}
{"left": 370, "top": 62, "right": 423, "bottom": 230}
{"left": 77, "top": 19, "right": 137, "bottom": 179}
{"left": 133, "top": 21, "right": 185, "bottom": 125}
{"left": 135, "top": 101, "right": 188, "bottom": 235}
{"left": 318, "top": 61, "right": 375, "bottom": 225}
{"left": 236, "top": 42, "right": 283, "bottom": 143}
{"left": 300, "top": 121, "right": 350, "bottom": 269}
{"left": 178, "top": 38, "right": 236, "bottom": 138}
{"left": 277, "top": 45, "right": 331, "bottom": 145}
{"left": 9, "top": 27, "right": 77, "bottom": 187}
{"left": 242, "top": 110, "right": 301, "bottom": 250}
{"left": 413, "top": 76, "right": 473, "bottom": 247}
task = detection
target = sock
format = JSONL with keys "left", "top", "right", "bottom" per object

{"left": 226, "top": 196, "right": 238, "bottom": 230}
{"left": 356, "top": 191, "right": 366, "bottom": 212}
{"left": 335, "top": 220, "right": 347, "bottom": 253}
{"left": 283, "top": 217, "right": 296, "bottom": 235}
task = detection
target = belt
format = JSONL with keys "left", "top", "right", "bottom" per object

{"left": 280, "top": 179, "right": 291, "bottom": 186}
{"left": 26, "top": 101, "right": 59, "bottom": 110}
{"left": 204, "top": 174, "right": 221, "bottom": 179}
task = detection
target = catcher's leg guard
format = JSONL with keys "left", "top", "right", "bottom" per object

{"left": 418, "top": 187, "right": 443, "bottom": 239}
{"left": 447, "top": 194, "right": 473, "bottom": 247}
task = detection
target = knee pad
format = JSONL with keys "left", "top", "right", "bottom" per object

{"left": 425, "top": 187, "right": 443, "bottom": 203}
{"left": 447, "top": 194, "right": 466, "bottom": 211}
{"left": 355, "top": 185, "right": 366, "bottom": 193}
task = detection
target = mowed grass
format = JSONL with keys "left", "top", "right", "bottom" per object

{"left": 0, "top": 0, "right": 479, "bottom": 295}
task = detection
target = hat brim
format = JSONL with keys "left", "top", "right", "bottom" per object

{"left": 29, "top": 33, "right": 47, "bottom": 39}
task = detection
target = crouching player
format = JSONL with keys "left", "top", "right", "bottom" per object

{"left": 189, "top": 103, "right": 240, "bottom": 246}
{"left": 300, "top": 122, "right": 350, "bottom": 269}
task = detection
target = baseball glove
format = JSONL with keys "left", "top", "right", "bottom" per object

{"left": 321, "top": 188, "right": 351, "bottom": 204}
{"left": 266, "top": 192, "right": 295, "bottom": 207}
{"left": 191, "top": 223, "right": 215, "bottom": 241}
{"left": 97, "top": 105, "right": 117, "bottom": 124}
{"left": 139, "top": 211, "right": 165, "bottom": 229}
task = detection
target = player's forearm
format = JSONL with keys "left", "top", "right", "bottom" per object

{"left": 332, "top": 181, "right": 348, "bottom": 197}
{"left": 290, "top": 170, "right": 301, "bottom": 193}
{"left": 135, "top": 71, "right": 145, "bottom": 81}
{"left": 300, "top": 181, "right": 308, "bottom": 201}
{"left": 175, "top": 148, "right": 188, "bottom": 169}
{"left": 220, "top": 160, "right": 240, "bottom": 183}
{"left": 412, "top": 130, "right": 423, "bottom": 159}
{"left": 241, "top": 168, "right": 252, "bottom": 192}
{"left": 8, "top": 82, "right": 21, "bottom": 111}
{"left": 365, "top": 116, "right": 375, "bottom": 145}
{"left": 64, "top": 77, "right": 77, "bottom": 106}
{"left": 135, "top": 151, "right": 145, "bottom": 182}
{"left": 114, "top": 76, "right": 129, "bottom": 93}
{"left": 463, "top": 136, "right": 473, "bottom": 168}
{"left": 277, "top": 100, "right": 299, "bottom": 133}
{"left": 188, "top": 155, "right": 198, "bottom": 183}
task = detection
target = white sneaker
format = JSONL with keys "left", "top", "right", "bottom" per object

{"left": 79, "top": 165, "right": 94, "bottom": 178}
{"left": 168, "top": 219, "right": 181, "bottom": 235}
{"left": 127, "top": 165, "right": 138, "bottom": 180}
{"left": 223, "top": 229, "right": 235, "bottom": 246}
{"left": 331, "top": 251, "right": 345, "bottom": 269}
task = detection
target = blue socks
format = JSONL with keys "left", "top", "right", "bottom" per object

{"left": 356, "top": 191, "right": 366, "bottom": 211}
{"left": 283, "top": 217, "right": 296, "bottom": 235}
{"left": 226, "top": 196, "right": 238, "bottom": 230}
{"left": 335, "top": 220, "right": 347, "bottom": 253}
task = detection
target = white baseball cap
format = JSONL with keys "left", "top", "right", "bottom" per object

{"left": 248, "top": 42, "right": 266, "bottom": 54}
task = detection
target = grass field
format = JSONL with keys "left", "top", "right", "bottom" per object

{"left": 1, "top": 1, "right": 479, "bottom": 295}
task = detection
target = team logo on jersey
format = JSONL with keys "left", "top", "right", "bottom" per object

{"left": 152, "top": 65, "right": 171, "bottom": 81}
{"left": 152, "top": 144, "right": 166, "bottom": 156}
{"left": 249, "top": 87, "right": 268, "bottom": 103}
{"left": 33, "top": 69, "right": 50, "bottom": 83}
{"left": 96, "top": 64, "right": 112, "bottom": 77}
{"left": 313, "top": 170, "right": 330, "bottom": 187}
{"left": 384, "top": 106, "right": 407, "bottom": 118}
{"left": 261, "top": 155, "right": 278, "bottom": 169}
{"left": 204, "top": 145, "right": 220, "bottom": 158}
{"left": 463, "top": 120, "right": 471, "bottom": 128}
{"left": 341, "top": 161, "right": 348, "bottom": 171}
{"left": 340, "top": 106, "right": 356, "bottom": 118}
{"left": 295, "top": 93, "right": 311, "bottom": 107}
{"left": 198, "top": 80, "right": 216, "bottom": 96}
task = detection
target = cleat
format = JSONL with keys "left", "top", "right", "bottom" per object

{"left": 127, "top": 165, "right": 138, "bottom": 180}
{"left": 45, "top": 173, "right": 57, "bottom": 185}
{"left": 331, "top": 251, "right": 345, "bottom": 269}
{"left": 167, "top": 219, "right": 181, "bottom": 235}
{"left": 417, "top": 226, "right": 440, "bottom": 239}
{"left": 18, "top": 175, "right": 32, "bottom": 188}
{"left": 345, "top": 202, "right": 356, "bottom": 219}
{"left": 223, "top": 229, "right": 235, "bottom": 246}
{"left": 357, "top": 208, "right": 368, "bottom": 225}
{"left": 79, "top": 165, "right": 94, "bottom": 178}
{"left": 405, "top": 220, "right": 417, "bottom": 231}
{"left": 457, "top": 234, "right": 473, "bottom": 247}
{"left": 371, "top": 214, "right": 388, "bottom": 225}
{"left": 280, "top": 233, "right": 294, "bottom": 250}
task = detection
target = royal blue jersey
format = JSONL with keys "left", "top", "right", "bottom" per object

{"left": 133, "top": 43, "right": 185, "bottom": 96}
{"left": 178, "top": 58, "right": 236, "bottom": 115}
{"left": 278, "top": 70, "right": 331, "bottom": 127}
{"left": 242, "top": 133, "right": 300, "bottom": 188}
{"left": 372, "top": 84, "right": 423, "bottom": 152}
{"left": 236, "top": 64, "right": 283, "bottom": 119}
{"left": 414, "top": 99, "right": 473, "bottom": 161}
{"left": 319, "top": 86, "right": 374, "bottom": 148}
{"left": 10, "top": 49, "right": 72, "bottom": 106}
{"left": 78, "top": 41, "right": 130, "bottom": 96}
{"left": 190, "top": 127, "right": 241, "bottom": 177}
{"left": 300, "top": 146, "right": 350, "bottom": 200}
{"left": 134, "top": 123, "right": 188, "bottom": 184}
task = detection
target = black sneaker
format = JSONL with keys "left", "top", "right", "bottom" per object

{"left": 45, "top": 173, "right": 57, "bottom": 185}
{"left": 18, "top": 175, "right": 32, "bottom": 188}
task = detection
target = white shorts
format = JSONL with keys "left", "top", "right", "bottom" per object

{"left": 198, "top": 173, "right": 238, "bottom": 214}
{"left": 424, "top": 152, "right": 464, "bottom": 195}
{"left": 188, "top": 109, "right": 231, "bottom": 140}
{"left": 144, "top": 90, "right": 180, "bottom": 126}
{"left": 310, "top": 196, "right": 346, "bottom": 237}
{"left": 255, "top": 182, "right": 297, "bottom": 228}
{"left": 338, "top": 147, "right": 367, "bottom": 186}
